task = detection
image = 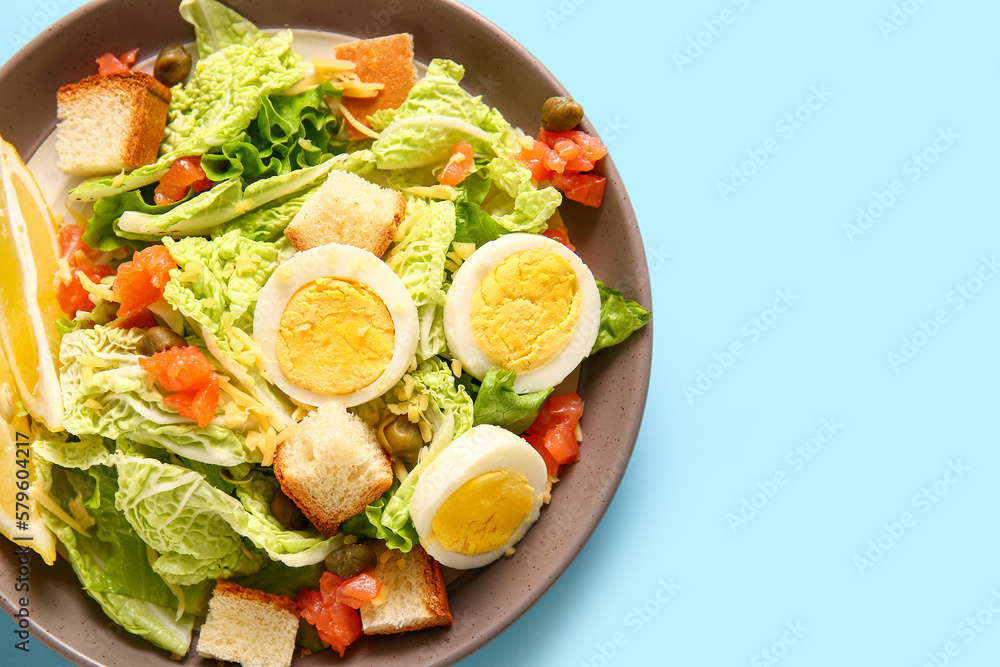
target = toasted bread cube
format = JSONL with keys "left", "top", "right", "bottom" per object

{"left": 284, "top": 169, "right": 405, "bottom": 257}
{"left": 360, "top": 542, "right": 452, "bottom": 635}
{"left": 55, "top": 72, "right": 170, "bottom": 177}
{"left": 196, "top": 580, "right": 299, "bottom": 667}
{"left": 274, "top": 401, "right": 393, "bottom": 537}
{"left": 334, "top": 33, "right": 417, "bottom": 139}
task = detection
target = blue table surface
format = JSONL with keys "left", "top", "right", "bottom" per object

{"left": 4, "top": 1, "right": 999, "bottom": 666}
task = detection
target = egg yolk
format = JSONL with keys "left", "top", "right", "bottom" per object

{"left": 431, "top": 469, "right": 534, "bottom": 556}
{"left": 469, "top": 248, "right": 580, "bottom": 373}
{"left": 277, "top": 277, "right": 394, "bottom": 395}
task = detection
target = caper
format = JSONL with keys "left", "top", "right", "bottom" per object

{"left": 154, "top": 42, "right": 192, "bottom": 87}
{"left": 270, "top": 488, "right": 307, "bottom": 531}
{"left": 325, "top": 543, "right": 377, "bottom": 579}
{"left": 139, "top": 326, "right": 188, "bottom": 356}
{"left": 540, "top": 96, "right": 584, "bottom": 132}
{"left": 379, "top": 414, "right": 423, "bottom": 463}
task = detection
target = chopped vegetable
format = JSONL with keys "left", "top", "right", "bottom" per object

{"left": 112, "top": 245, "right": 177, "bottom": 317}
{"left": 96, "top": 48, "right": 138, "bottom": 75}
{"left": 437, "top": 141, "right": 475, "bottom": 186}
{"left": 153, "top": 156, "right": 214, "bottom": 205}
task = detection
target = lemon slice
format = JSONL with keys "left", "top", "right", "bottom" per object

{"left": 0, "top": 344, "right": 57, "bottom": 565}
{"left": 0, "top": 137, "right": 64, "bottom": 431}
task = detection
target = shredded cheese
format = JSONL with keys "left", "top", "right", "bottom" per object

{"left": 30, "top": 484, "right": 92, "bottom": 536}
{"left": 332, "top": 98, "right": 381, "bottom": 140}
{"left": 401, "top": 184, "right": 458, "bottom": 201}
{"left": 450, "top": 358, "right": 463, "bottom": 378}
{"left": 76, "top": 269, "right": 115, "bottom": 302}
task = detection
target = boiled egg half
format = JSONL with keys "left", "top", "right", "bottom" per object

{"left": 444, "top": 233, "right": 601, "bottom": 394}
{"left": 409, "top": 424, "right": 548, "bottom": 569}
{"left": 253, "top": 243, "right": 418, "bottom": 407}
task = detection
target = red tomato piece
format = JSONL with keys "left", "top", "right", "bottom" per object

{"left": 110, "top": 309, "right": 158, "bottom": 330}
{"left": 154, "top": 157, "right": 213, "bottom": 206}
{"left": 515, "top": 138, "right": 555, "bottom": 182}
{"left": 543, "top": 420, "right": 579, "bottom": 465}
{"left": 139, "top": 346, "right": 214, "bottom": 393}
{"left": 437, "top": 141, "right": 475, "bottom": 187}
{"left": 549, "top": 393, "right": 584, "bottom": 423}
{"left": 113, "top": 245, "right": 178, "bottom": 318}
{"left": 542, "top": 228, "right": 576, "bottom": 252}
{"left": 95, "top": 49, "right": 138, "bottom": 76}
{"left": 550, "top": 172, "right": 606, "bottom": 208}
{"left": 538, "top": 129, "right": 608, "bottom": 164}
{"left": 56, "top": 264, "right": 115, "bottom": 316}
{"left": 298, "top": 572, "right": 364, "bottom": 658}
{"left": 163, "top": 375, "right": 219, "bottom": 428}
{"left": 335, "top": 573, "right": 381, "bottom": 609}
{"left": 524, "top": 433, "right": 560, "bottom": 476}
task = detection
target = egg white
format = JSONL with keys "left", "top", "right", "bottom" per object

{"left": 252, "top": 243, "right": 418, "bottom": 408}
{"left": 444, "top": 233, "right": 601, "bottom": 394}
{"left": 410, "top": 424, "right": 548, "bottom": 569}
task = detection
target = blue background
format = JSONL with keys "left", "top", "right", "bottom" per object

{"left": 4, "top": 1, "right": 1000, "bottom": 665}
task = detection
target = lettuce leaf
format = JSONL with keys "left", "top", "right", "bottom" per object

{"left": 370, "top": 59, "right": 518, "bottom": 171}
{"left": 453, "top": 199, "right": 507, "bottom": 247}
{"left": 116, "top": 157, "right": 337, "bottom": 238}
{"left": 201, "top": 82, "right": 344, "bottom": 184}
{"left": 114, "top": 454, "right": 343, "bottom": 582}
{"left": 481, "top": 157, "right": 561, "bottom": 234}
{"left": 209, "top": 185, "right": 317, "bottom": 242}
{"left": 382, "top": 199, "right": 456, "bottom": 360}
{"left": 58, "top": 326, "right": 258, "bottom": 467}
{"left": 31, "top": 459, "right": 198, "bottom": 655}
{"left": 472, "top": 369, "right": 552, "bottom": 435}
{"left": 178, "top": 0, "right": 262, "bottom": 56}
{"left": 339, "top": 481, "right": 420, "bottom": 552}
{"left": 84, "top": 188, "right": 195, "bottom": 251}
{"left": 592, "top": 281, "right": 651, "bottom": 354}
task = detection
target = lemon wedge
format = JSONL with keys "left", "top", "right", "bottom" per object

{"left": 0, "top": 137, "right": 64, "bottom": 431}
{"left": 0, "top": 343, "right": 57, "bottom": 565}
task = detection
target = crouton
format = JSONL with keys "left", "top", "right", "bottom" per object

{"left": 334, "top": 34, "right": 417, "bottom": 139}
{"left": 274, "top": 401, "right": 393, "bottom": 537}
{"left": 196, "top": 580, "right": 299, "bottom": 667}
{"left": 359, "top": 542, "right": 452, "bottom": 635}
{"left": 284, "top": 169, "right": 405, "bottom": 257}
{"left": 55, "top": 72, "right": 170, "bottom": 177}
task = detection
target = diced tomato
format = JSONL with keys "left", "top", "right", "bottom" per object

{"left": 163, "top": 375, "right": 219, "bottom": 428}
{"left": 113, "top": 245, "right": 178, "bottom": 318}
{"left": 109, "top": 309, "right": 158, "bottom": 330}
{"left": 525, "top": 433, "right": 559, "bottom": 476}
{"left": 550, "top": 172, "right": 606, "bottom": 208}
{"left": 542, "top": 228, "right": 575, "bottom": 252}
{"left": 538, "top": 130, "right": 608, "bottom": 164}
{"left": 139, "top": 346, "right": 214, "bottom": 393}
{"left": 154, "top": 156, "right": 213, "bottom": 206}
{"left": 57, "top": 264, "right": 115, "bottom": 316}
{"left": 96, "top": 48, "right": 138, "bottom": 76}
{"left": 515, "top": 138, "right": 555, "bottom": 182}
{"left": 522, "top": 393, "right": 585, "bottom": 473}
{"left": 335, "top": 573, "right": 380, "bottom": 609}
{"left": 544, "top": 420, "right": 579, "bottom": 465}
{"left": 437, "top": 141, "right": 475, "bottom": 187}
{"left": 549, "top": 393, "right": 584, "bottom": 423}
{"left": 297, "top": 572, "right": 364, "bottom": 658}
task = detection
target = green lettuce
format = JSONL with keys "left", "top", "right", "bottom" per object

{"left": 339, "top": 481, "right": 420, "bottom": 552}
{"left": 178, "top": 0, "right": 262, "bottom": 56}
{"left": 31, "top": 459, "right": 200, "bottom": 655}
{"left": 116, "top": 158, "right": 336, "bottom": 238}
{"left": 201, "top": 82, "right": 344, "bottom": 183}
{"left": 472, "top": 369, "right": 552, "bottom": 435}
{"left": 453, "top": 199, "right": 507, "bottom": 247}
{"left": 231, "top": 560, "right": 325, "bottom": 599}
{"left": 84, "top": 188, "right": 195, "bottom": 252}
{"left": 71, "top": 11, "right": 305, "bottom": 202}
{"left": 114, "top": 454, "right": 343, "bottom": 584}
{"left": 59, "top": 326, "right": 257, "bottom": 467}
{"left": 209, "top": 185, "right": 317, "bottom": 242}
{"left": 382, "top": 199, "right": 456, "bottom": 359}
{"left": 370, "top": 59, "right": 518, "bottom": 171}
{"left": 592, "top": 281, "right": 651, "bottom": 354}
{"left": 481, "top": 157, "right": 562, "bottom": 234}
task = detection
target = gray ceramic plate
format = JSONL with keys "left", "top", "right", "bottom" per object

{"left": 0, "top": 1, "right": 652, "bottom": 665}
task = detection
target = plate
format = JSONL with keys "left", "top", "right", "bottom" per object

{"left": 0, "top": 1, "right": 653, "bottom": 665}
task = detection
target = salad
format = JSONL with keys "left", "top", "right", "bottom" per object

{"left": 0, "top": 0, "right": 650, "bottom": 661}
